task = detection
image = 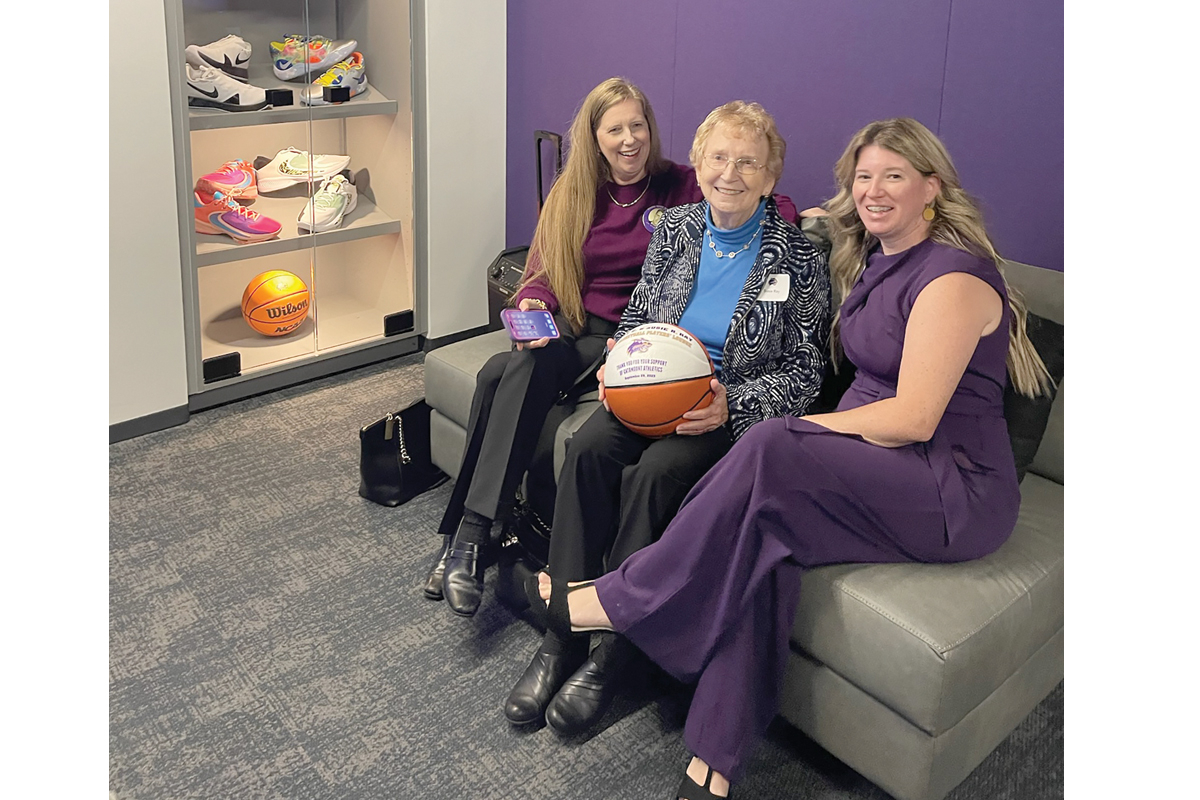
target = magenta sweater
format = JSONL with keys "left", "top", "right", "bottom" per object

{"left": 516, "top": 162, "right": 704, "bottom": 323}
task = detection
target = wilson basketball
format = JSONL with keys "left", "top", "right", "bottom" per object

{"left": 241, "top": 270, "right": 310, "bottom": 336}
{"left": 604, "top": 323, "right": 716, "bottom": 438}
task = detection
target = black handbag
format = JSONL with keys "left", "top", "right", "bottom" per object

{"left": 494, "top": 488, "right": 552, "bottom": 612}
{"left": 358, "top": 399, "right": 449, "bottom": 506}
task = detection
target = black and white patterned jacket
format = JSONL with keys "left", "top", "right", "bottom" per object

{"left": 614, "top": 198, "right": 832, "bottom": 440}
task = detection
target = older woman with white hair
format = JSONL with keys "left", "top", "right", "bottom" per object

{"left": 503, "top": 101, "right": 831, "bottom": 738}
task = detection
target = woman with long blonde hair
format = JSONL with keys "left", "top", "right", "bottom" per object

{"left": 819, "top": 117, "right": 1050, "bottom": 398}
{"left": 526, "top": 118, "right": 1053, "bottom": 799}
{"left": 425, "top": 77, "right": 704, "bottom": 617}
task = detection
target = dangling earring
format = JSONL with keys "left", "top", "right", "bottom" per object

{"left": 922, "top": 204, "right": 936, "bottom": 222}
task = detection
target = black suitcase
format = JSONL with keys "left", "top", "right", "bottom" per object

{"left": 485, "top": 130, "right": 562, "bottom": 331}
{"left": 485, "top": 248, "right": 530, "bottom": 332}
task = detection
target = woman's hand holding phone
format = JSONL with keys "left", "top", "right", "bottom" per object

{"left": 512, "top": 299, "right": 557, "bottom": 350}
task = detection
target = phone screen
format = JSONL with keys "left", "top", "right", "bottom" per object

{"left": 501, "top": 309, "right": 561, "bottom": 341}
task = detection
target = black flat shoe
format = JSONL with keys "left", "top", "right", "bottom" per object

{"left": 545, "top": 650, "right": 621, "bottom": 736}
{"left": 422, "top": 534, "right": 452, "bottom": 600}
{"left": 442, "top": 541, "right": 484, "bottom": 616}
{"left": 504, "top": 643, "right": 587, "bottom": 727}
{"left": 523, "top": 572, "right": 600, "bottom": 638}
{"left": 678, "top": 762, "right": 729, "bottom": 799}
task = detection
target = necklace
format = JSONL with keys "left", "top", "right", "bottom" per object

{"left": 707, "top": 219, "right": 765, "bottom": 258}
{"left": 607, "top": 175, "right": 651, "bottom": 208}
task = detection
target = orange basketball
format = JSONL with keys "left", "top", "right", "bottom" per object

{"left": 241, "top": 270, "right": 310, "bottom": 336}
{"left": 604, "top": 323, "right": 716, "bottom": 438}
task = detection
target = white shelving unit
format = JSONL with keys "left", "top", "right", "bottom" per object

{"left": 165, "top": 0, "right": 418, "bottom": 407}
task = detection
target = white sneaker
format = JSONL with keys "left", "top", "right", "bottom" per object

{"left": 297, "top": 174, "right": 359, "bottom": 232}
{"left": 185, "top": 34, "right": 252, "bottom": 81}
{"left": 256, "top": 147, "right": 352, "bottom": 193}
{"left": 185, "top": 64, "right": 267, "bottom": 112}
{"left": 300, "top": 52, "right": 369, "bottom": 106}
{"left": 271, "top": 35, "right": 358, "bottom": 82}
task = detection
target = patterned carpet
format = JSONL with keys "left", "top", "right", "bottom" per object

{"left": 109, "top": 353, "right": 1063, "bottom": 799}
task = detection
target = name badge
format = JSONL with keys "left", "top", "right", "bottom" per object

{"left": 757, "top": 273, "right": 790, "bottom": 302}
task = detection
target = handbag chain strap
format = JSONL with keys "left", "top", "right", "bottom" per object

{"left": 514, "top": 487, "right": 551, "bottom": 534}
{"left": 386, "top": 412, "right": 413, "bottom": 464}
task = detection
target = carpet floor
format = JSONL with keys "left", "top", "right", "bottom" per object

{"left": 109, "top": 353, "right": 1063, "bottom": 799}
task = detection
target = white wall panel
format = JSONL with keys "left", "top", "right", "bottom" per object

{"left": 414, "top": 0, "right": 506, "bottom": 339}
{"left": 109, "top": 0, "right": 188, "bottom": 424}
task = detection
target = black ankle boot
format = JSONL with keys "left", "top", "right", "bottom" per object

{"left": 504, "top": 639, "right": 588, "bottom": 727}
{"left": 422, "top": 534, "right": 452, "bottom": 600}
{"left": 545, "top": 635, "right": 637, "bottom": 736}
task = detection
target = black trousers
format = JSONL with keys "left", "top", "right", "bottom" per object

{"left": 546, "top": 407, "right": 734, "bottom": 582}
{"left": 437, "top": 314, "right": 616, "bottom": 538}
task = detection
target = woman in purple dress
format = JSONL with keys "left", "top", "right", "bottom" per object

{"left": 527, "top": 118, "right": 1054, "bottom": 799}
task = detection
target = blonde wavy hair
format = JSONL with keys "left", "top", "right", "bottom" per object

{"left": 689, "top": 100, "right": 786, "bottom": 184}
{"left": 518, "top": 77, "right": 667, "bottom": 334}
{"left": 823, "top": 117, "right": 1051, "bottom": 398}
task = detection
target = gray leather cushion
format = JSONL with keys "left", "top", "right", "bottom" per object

{"left": 424, "top": 330, "right": 512, "bottom": 429}
{"left": 1001, "top": 260, "right": 1062, "bottom": 325}
{"left": 789, "top": 473, "right": 1064, "bottom": 736}
{"left": 429, "top": 409, "right": 467, "bottom": 481}
{"left": 552, "top": 399, "right": 602, "bottom": 479}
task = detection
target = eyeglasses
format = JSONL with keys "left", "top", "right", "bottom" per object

{"left": 703, "top": 153, "right": 765, "bottom": 175}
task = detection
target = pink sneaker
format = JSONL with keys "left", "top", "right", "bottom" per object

{"left": 196, "top": 160, "right": 258, "bottom": 201}
{"left": 194, "top": 191, "right": 282, "bottom": 243}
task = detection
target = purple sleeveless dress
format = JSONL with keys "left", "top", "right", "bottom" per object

{"left": 592, "top": 238, "right": 1019, "bottom": 782}
{"left": 832, "top": 236, "right": 1019, "bottom": 549}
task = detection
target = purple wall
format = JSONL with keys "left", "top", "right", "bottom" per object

{"left": 506, "top": 0, "right": 1064, "bottom": 272}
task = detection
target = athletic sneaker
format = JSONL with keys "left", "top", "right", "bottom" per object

{"left": 297, "top": 174, "right": 359, "bottom": 232}
{"left": 185, "top": 34, "right": 252, "bottom": 81}
{"left": 268, "top": 33, "right": 309, "bottom": 67}
{"left": 195, "top": 160, "right": 258, "bottom": 201}
{"left": 194, "top": 191, "right": 282, "bottom": 243}
{"left": 186, "top": 63, "right": 267, "bottom": 112}
{"left": 300, "top": 52, "right": 368, "bottom": 106}
{"left": 271, "top": 35, "right": 358, "bottom": 81}
{"left": 269, "top": 34, "right": 312, "bottom": 56}
{"left": 256, "top": 147, "right": 351, "bottom": 193}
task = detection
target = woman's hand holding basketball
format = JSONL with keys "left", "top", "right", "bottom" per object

{"left": 675, "top": 378, "right": 728, "bottom": 435}
{"left": 597, "top": 337, "right": 616, "bottom": 411}
{"left": 515, "top": 298, "right": 552, "bottom": 351}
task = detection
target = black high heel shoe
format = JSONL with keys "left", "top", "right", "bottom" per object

{"left": 677, "top": 762, "right": 729, "bottom": 800}
{"left": 523, "top": 572, "right": 602, "bottom": 639}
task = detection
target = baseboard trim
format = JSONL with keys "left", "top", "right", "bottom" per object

{"left": 189, "top": 337, "right": 422, "bottom": 413}
{"left": 110, "top": 405, "right": 190, "bottom": 444}
{"left": 424, "top": 324, "right": 494, "bottom": 353}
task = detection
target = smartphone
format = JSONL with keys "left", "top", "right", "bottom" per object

{"left": 501, "top": 308, "right": 561, "bottom": 342}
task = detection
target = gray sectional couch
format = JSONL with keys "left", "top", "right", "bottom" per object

{"left": 424, "top": 260, "right": 1063, "bottom": 800}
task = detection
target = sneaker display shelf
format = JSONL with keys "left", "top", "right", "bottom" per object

{"left": 163, "top": 0, "right": 418, "bottom": 408}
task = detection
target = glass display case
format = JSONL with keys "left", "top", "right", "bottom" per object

{"left": 165, "top": 0, "right": 417, "bottom": 406}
